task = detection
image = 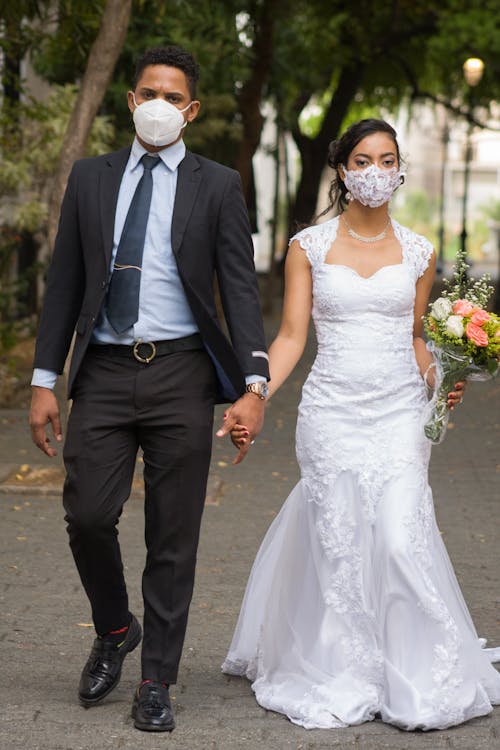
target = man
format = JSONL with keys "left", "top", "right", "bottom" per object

{"left": 30, "top": 46, "right": 269, "bottom": 733}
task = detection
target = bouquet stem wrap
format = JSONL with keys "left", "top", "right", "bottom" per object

{"left": 422, "top": 340, "right": 494, "bottom": 444}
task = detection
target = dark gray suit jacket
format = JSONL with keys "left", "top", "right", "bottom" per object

{"left": 34, "top": 146, "right": 269, "bottom": 403}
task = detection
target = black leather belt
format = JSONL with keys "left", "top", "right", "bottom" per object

{"left": 89, "top": 333, "right": 204, "bottom": 364}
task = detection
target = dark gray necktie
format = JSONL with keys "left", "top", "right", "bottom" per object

{"left": 107, "top": 153, "right": 161, "bottom": 334}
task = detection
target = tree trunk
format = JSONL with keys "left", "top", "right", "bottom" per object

{"left": 235, "top": 0, "right": 279, "bottom": 205}
{"left": 291, "top": 63, "right": 365, "bottom": 226}
{"left": 47, "top": 0, "right": 132, "bottom": 249}
{"left": 1, "top": 17, "right": 23, "bottom": 139}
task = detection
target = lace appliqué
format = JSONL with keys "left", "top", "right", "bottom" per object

{"left": 392, "top": 219, "right": 434, "bottom": 279}
{"left": 291, "top": 216, "right": 433, "bottom": 280}
{"left": 221, "top": 654, "right": 258, "bottom": 681}
{"left": 404, "top": 479, "right": 465, "bottom": 724}
{"left": 290, "top": 219, "right": 338, "bottom": 266}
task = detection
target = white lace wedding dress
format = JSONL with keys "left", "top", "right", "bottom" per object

{"left": 222, "top": 216, "right": 500, "bottom": 731}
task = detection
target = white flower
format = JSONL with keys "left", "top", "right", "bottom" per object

{"left": 445, "top": 314, "right": 465, "bottom": 338}
{"left": 431, "top": 297, "right": 453, "bottom": 321}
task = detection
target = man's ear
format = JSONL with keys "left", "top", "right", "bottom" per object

{"left": 187, "top": 100, "right": 200, "bottom": 122}
{"left": 127, "top": 91, "right": 136, "bottom": 114}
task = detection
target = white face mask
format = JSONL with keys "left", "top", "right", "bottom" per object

{"left": 342, "top": 164, "right": 404, "bottom": 207}
{"left": 132, "top": 94, "right": 192, "bottom": 147}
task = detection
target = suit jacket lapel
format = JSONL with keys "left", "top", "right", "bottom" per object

{"left": 171, "top": 151, "right": 202, "bottom": 257}
{"left": 99, "top": 146, "right": 131, "bottom": 269}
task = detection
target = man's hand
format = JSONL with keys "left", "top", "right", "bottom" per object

{"left": 216, "top": 393, "right": 265, "bottom": 465}
{"left": 30, "top": 386, "right": 63, "bottom": 457}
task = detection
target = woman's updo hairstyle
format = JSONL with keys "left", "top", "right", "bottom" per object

{"left": 324, "top": 118, "right": 401, "bottom": 214}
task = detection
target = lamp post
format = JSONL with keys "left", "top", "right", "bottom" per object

{"left": 494, "top": 222, "right": 500, "bottom": 313}
{"left": 460, "top": 57, "right": 484, "bottom": 261}
{"left": 437, "top": 121, "right": 449, "bottom": 274}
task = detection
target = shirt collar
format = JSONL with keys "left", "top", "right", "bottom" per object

{"left": 130, "top": 137, "right": 186, "bottom": 173}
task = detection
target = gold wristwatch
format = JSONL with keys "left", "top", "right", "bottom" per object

{"left": 245, "top": 381, "right": 269, "bottom": 400}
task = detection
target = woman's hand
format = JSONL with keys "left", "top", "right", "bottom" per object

{"left": 230, "top": 423, "right": 250, "bottom": 448}
{"left": 448, "top": 381, "right": 466, "bottom": 410}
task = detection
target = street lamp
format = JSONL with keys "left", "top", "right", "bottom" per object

{"left": 437, "top": 121, "right": 449, "bottom": 274}
{"left": 460, "top": 57, "right": 485, "bottom": 261}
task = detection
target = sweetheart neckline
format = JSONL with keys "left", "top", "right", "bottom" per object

{"left": 321, "top": 262, "right": 404, "bottom": 280}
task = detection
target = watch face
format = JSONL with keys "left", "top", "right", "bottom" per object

{"left": 246, "top": 382, "right": 268, "bottom": 399}
{"left": 254, "top": 382, "right": 268, "bottom": 399}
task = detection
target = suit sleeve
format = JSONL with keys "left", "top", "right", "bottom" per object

{"left": 214, "top": 170, "right": 269, "bottom": 380}
{"left": 33, "top": 164, "right": 86, "bottom": 374}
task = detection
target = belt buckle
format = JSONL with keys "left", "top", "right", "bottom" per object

{"left": 133, "top": 340, "right": 156, "bottom": 364}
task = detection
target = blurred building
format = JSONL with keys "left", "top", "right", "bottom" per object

{"left": 395, "top": 103, "right": 500, "bottom": 243}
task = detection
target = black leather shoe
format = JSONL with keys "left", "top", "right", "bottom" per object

{"left": 132, "top": 681, "right": 175, "bottom": 732}
{"left": 78, "top": 614, "right": 142, "bottom": 706}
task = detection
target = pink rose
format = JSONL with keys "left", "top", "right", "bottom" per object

{"left": 470, "top": 309, "right": 491, "bottom": 326}
{"left": 453, "top": 299, "right": 474, "bottom": 316}
{"left": 466, "top": 322, "right": 488, "bottom": 347}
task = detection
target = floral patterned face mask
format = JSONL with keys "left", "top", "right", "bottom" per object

{"left": 342, "top": 164, "right": 404, "bottom": 207}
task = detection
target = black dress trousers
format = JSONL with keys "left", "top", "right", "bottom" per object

{"left": 62, "top": 344, "right": 217, "bottom": 684}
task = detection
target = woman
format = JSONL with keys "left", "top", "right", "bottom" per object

{"left": 222, "top": 119, "right": 500, "bottom": 731}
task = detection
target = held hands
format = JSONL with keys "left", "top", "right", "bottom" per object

{"left": 29, "top": 386, "right": 63, "bottom": 457}
{"left": 216, "top": 392, "right": 265, "bottom": 464}
{"left": 225, "top": 385, "right": 466, "bottom": 461}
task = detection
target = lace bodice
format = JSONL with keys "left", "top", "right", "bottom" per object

{"left": 292, "top": 216, "right": 433, "bottom": 277}
{"left": 291, "top": 216, "right": 433, "bottom": 362}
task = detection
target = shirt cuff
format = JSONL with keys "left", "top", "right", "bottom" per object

{"left": 31, "top": 368, "right": 58, "bottom": 390}
{"left": 245, "top": 375, "right": 267, "bottom": 385}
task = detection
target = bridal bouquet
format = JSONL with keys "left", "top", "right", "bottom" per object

{"left": 422, "top": 250, "right": 500, "bottom": 444}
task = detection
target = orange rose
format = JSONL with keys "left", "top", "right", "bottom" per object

{"left": 453, "top": 299, "right": 474, "bottom": 316}
{"left": 465, "top": 322, "right": 488, "bottom": 347}
{"left": 470, "top": 309, "right": 491, "bottom": 326}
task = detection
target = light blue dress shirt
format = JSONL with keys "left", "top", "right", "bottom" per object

{"left": 93, "top": 137, "right": 198, "bottom": 344}
{"left": 32, "top": 138, "right": 263, "bottom": 390}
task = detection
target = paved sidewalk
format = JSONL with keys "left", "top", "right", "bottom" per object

{"left": 0, "top": 329, "right": 499, "bottom": 750}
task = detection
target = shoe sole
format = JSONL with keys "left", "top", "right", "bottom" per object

{"left": 79, "top": 623, "right": 142, "bottom": 708}
{"left": 132, "top": 715, "right": 175, "bottom": 733}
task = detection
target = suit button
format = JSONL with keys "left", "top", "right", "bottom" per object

{"left": 101, "top": 281, "right": 107, "bottom": 289}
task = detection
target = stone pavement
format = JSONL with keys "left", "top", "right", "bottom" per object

{"left": 0, "top": 328, "right": 499, "bottom": 750}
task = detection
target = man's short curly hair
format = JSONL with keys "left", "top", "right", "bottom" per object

{"left": 133, "top": 46, "right": 200, "bottom": 98}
